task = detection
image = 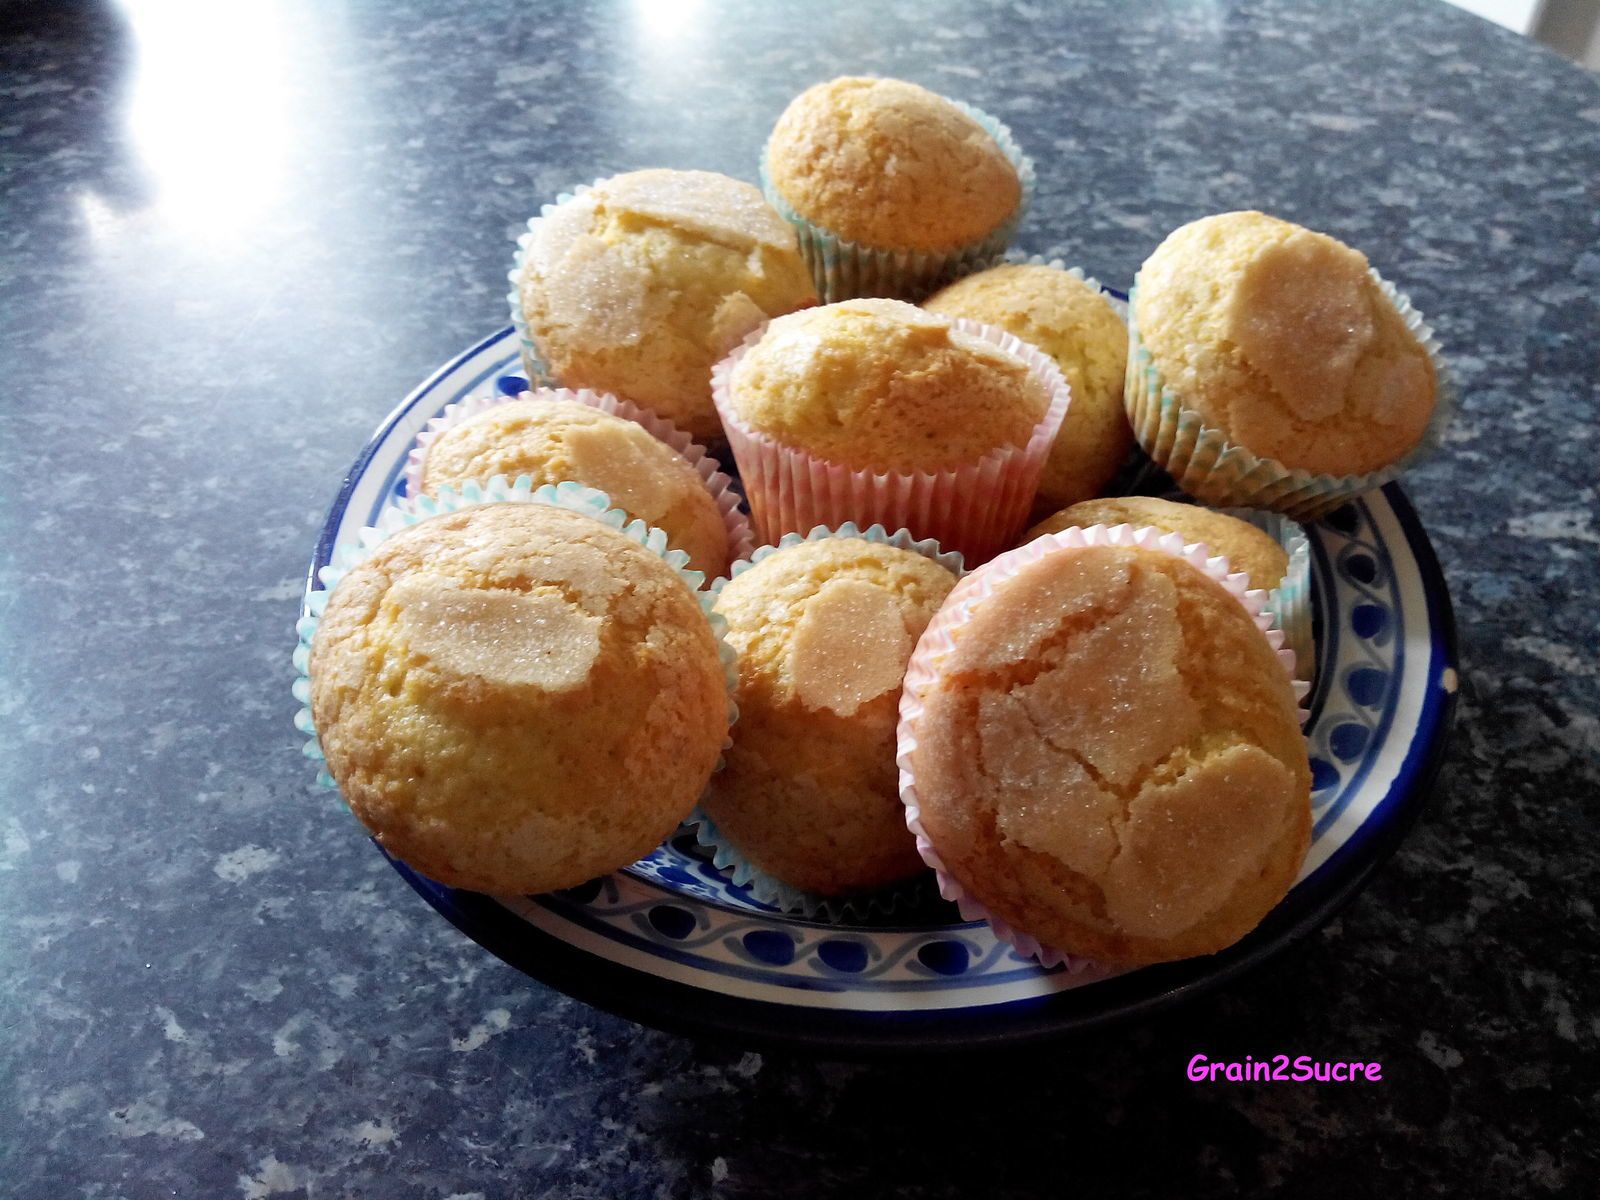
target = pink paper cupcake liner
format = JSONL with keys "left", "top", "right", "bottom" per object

{"left": 710, "top": 317, "right": 1071, "bottom": 565}
{"left": 402, "top": 386, "right": 754, "bottom": 570}
{"left": 895, "top": 522, "right": 1311, "bottom": 969}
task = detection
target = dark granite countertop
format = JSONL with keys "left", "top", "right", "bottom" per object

{"left": 3, "top": 0, "right": 1596, "bottom": 1194}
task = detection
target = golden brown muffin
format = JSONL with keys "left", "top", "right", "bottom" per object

{"left": 516, "top": 169, "right": 817, "bottom": 442}
{"left": 1134, "top": 211, "right": 1436, "bottom": 477}
{"left": 726, "top": 299, "right": 1049, "bottom": 472}
{"left": 925, "top": 264, "right": 1132, "bottom": 512}
{"left": 420, "top": 399, "right": 730, "bottom": 578}
{"left": 765, "top": 76, "right": 1021, "bottom": 253}
{"left": 1026, "top": 496, "right": 1289, "bottom": 592}
{"left": 908, "top": 542, "right": 1310, "bottom": 964}
{"left": 707, "top": 537, "right": 957, "bottom": 896}
{"left": 308, "top": 503, "right": 729, "bottom": 895}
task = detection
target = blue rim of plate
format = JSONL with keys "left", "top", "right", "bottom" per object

{"left": 304, "top": 322, "right": 1458, "bottom": 1056}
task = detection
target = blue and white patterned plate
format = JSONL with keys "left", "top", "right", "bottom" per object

{"left": 304, "top": 326, "right": 1458, "bottom": 1053}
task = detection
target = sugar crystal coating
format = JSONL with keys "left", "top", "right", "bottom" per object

{"left": 1135, "top": 211, "right": 1436, "bottom": 476}
{"left": 518, "top": 169, "right": 817, "bottom": 442}
{"left": 421, "top": 399, "right": 730, "bottom": 578}
{"left": 707, "top": 537, "right": 957, "bottom": 897}
{"left": 391, "top": 576, "right": 601, "bottom": 692}
{"left": 308, "top": 503, "right": 729, "bottom": 896}
{"left": 789, "top": 577, "right": 911, "bottom": 717}
{"left": 909, "top": 543, "right": 1310, "bottom": 965}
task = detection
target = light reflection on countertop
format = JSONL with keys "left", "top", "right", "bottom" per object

{"left": 104, "top": 0, "right": 295, "bottom": 245}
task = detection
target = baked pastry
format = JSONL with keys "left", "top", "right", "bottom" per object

{"left": 308, "top": 501, "right": 730, "bottom": 895}
{"left": 714, "top": 298, "right": 1068, "bottom": 560}
{"left": 512, "top": 168, "right": 817, "bottom": 442}
{"left": 416, "top": 396, "right": 732, "bottom": 578}
{"left": 1130, "top": 211, "right": 1440, "bottom": 512}
{"left": 706, "top": 534, "right": 957, "bottom": 897}
{"left": 925, "top": 263, "right": 1132, "bottom": 513}
{"left": 1027, "top": 496, "right": 1288, "bottom": 592}
{"left": 766, "top": 76, "right": 1021, "bottom": 254}
{"left": 762, "top": 77, "right": 1030, "bottom": 299}
{"left": 902, "top": 533, "right": 1310, "bottom": 965}
{"left": 724, "top": 299, "right": 1048, "bottom": 472}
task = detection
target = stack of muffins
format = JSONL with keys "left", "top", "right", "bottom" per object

{"left": 300, "top": 75, "right": 1449, "bottom": 970}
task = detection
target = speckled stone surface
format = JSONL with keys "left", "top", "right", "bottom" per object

{"left": 2, "top": 0, "right": 1596, "bottom": 1195}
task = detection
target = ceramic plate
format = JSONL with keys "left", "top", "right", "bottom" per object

{"left": 301, "top": 326, "right": 1459, "bottom": 1054}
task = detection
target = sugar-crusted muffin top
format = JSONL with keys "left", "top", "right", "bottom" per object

{"left": 518, "top": 169, "right": 817, "bottom": 441}
{"left": 308, "top": 502, "right": 728, "bottom": 895}
{"left": 1026, "top": 496, "right": 1290, "bottom": 593}
{"left": 705, "top": 536, "right": 957, "bottom": 896}
{"left": 421, "top": 398, "right": 729, "bottom": 578}
{"left": 727, "top": 299, "right": 1049, "bottom": 472}
{"left": 909, "top": 543, "right": 1310, "bottom": 964}
{"left": 586, "top": 169, "right": 801, "bottom": 252}
{"left": 1135, "top": 211, "right": 1435, "bottom": 477}
{"left": 715, "top": 537, "right": 957, "bottom": 718}
{"left": 765, "top": 76, "right": 1021, "bottom": 253}
{"left": 924, "top": 263, "right": 1131, "bottom": 510}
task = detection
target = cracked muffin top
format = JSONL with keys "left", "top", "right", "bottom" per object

{"left": 725, "top": 298, "right": 1049, "bottom": 473}
{"left": 308, "top": 502, "right": 730, "bottom": 895}
{"left": 419, "top": 398, "right": 730, "bottom": 578}
{"left": 924, "top": 263, "right": 1131, "bottom": 512}
{"left": 906, "top": 540, "right": 1310, "bottom": 965}
{"left": 516, "top": 169, "right": 817, "bottom": 442}
{"left": 764, "top": 76, "right": 1021, "bottom": 253}
{"left": 704, "top": 536, "right": 958, "bottom": 897}
{"left": 1025, "top": 496, "right": 1290, "bottom": 593}
{"left": 1134, "top": 210, "right": 1436, "bottom": 477}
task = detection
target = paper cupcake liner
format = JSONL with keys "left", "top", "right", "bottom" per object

{"left": 717, "top": 520, "right": 967, "bottom": 583}
{"left": 760, "top": 100, "right": 1035, "bottom": 303}
{"left": 895, "top": 522, "right": 1311, "bottom": 968}
{"left": 400, "top": 386, "right": 755, "bottom": 569}
{"left": 710, "top": 317, "right": 1071, "bottom": 565}
{"left": 292, "top": 478, "right": 741, "bottom": 790}
{"left": 688, "top": 522, "right": 965, "bottom": 920}
{"left": 1225, "top": 508, "right": 1314, "bottom": 682}
{"left": 1125, "top": 269, "right": 1455, "bottom": 520}
{"left": 686, "top": 808, "right": 936, "bottom": 924}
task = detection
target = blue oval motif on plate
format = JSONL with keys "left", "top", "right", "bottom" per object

{"left": 817, "top": 940, "right": 871, "bottom": 974}
{"left": 1352, "top": 604, "right": 1389, "bottom": 640}
{"left": 648, "top": 905, "right": 696, "bottom": 940}
{"left": 1309, "top": 757, "right": 1341, "bottom": 793}
{"left": 741, "top": 930, "right": 797, "bottom": 966}
{"left": 1343, "top": 551, "right": 1380, "bottom": 585}
{"left": 917, "top": 941, "right": 972, "bottom": 977}
{"left": 1330, "top": 722, "right": 1371, "bottom": 762}
{"left": 1346, "top": 667, "right": 1388, "bottom": 707}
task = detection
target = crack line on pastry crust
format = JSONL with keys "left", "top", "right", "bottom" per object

{"left": 1005, "top": 691, "right": 1220, "bottom": 874}
{"left": 937, "top": 588, "right": 1127, "bottom": 696}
